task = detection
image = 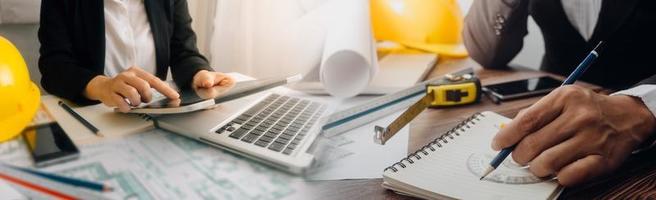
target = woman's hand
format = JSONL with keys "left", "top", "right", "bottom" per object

{"left": 84, "top": 67, "right": 180, "bottom": 112}
{"left": 192, "top": 70, "right": 234, "bottom": 89}
{"left": 491, "top": 85, "right": 656, "bottom": 186}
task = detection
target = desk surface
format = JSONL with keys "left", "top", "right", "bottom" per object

{"left": 296, "top": 57, "right": 656, "bottom": 199}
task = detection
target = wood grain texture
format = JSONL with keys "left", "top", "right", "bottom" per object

{"left": 300, "top": 57, "right": 654, "bottom": 200}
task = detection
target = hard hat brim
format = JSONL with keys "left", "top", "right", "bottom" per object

{"left": 399, "top": 42, "right": 469, "bottom": 58}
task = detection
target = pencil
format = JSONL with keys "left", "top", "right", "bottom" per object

{"left": 480, "top": 41, "right": 605, "bottom": 180}
{"left": 58, "top": 101, "right": 103, "bottom": 137}
{"left": 11, "top": 165, "right": 113, "bottom": 192}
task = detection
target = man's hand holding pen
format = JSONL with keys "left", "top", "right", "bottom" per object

{"left": 491, "top": 85, "right": 656, "bottom": 186}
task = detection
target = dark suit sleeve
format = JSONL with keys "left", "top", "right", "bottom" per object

{"left": 169, "top": 0, "right": 214, "bottom": 89}
{"left": 463, "top": 0, "right": 529, "bottom": 69}
{"left": 38, "top": 0, "right": 101, "bottom": 105}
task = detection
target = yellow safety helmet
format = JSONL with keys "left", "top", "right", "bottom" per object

{"left": 371, "top": 0, "right": 468, "bottom": 57}
{"left": 0, "top": 36, "right": 40, "bottom": 142}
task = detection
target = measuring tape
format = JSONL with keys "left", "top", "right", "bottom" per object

{"left": 321, "top": 68, "right": 475, "bottom": 137}
{"left": 374, "top": 73, "right": 481, "bottom": 145}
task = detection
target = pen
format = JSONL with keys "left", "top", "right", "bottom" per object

{"left": 480, "top": 41, "right": 605, "bottom": 180}
{"left": 58, "top": 101, "right": 103, "bottom": 137}
{"left": 482, "top": 88, "right": 501, "bottom": 105}
{"left": 8, "top": 165, "right": 113, "bottom": 192}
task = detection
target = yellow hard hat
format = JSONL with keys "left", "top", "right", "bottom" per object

{"left": 0, "top": 36, "right": 40, "bottom": 142}
{"left": 371, "top": 0, "right": 468, "bottom": 57}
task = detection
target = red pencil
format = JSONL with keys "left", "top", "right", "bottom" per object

{"left": 0, "top": 172, "right": 77, "bottom": 200}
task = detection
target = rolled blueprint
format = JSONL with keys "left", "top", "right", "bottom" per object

{"left": 281, "top": 0, "right": 378, "bottom": 98}
{"left": 319, "top": 0, "right": 377, "bottom": 97}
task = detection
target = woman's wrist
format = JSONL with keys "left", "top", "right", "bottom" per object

{"left": 84, "top": 75, "right": 110, "bottom": 101}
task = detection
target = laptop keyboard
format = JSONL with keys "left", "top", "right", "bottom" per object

{"left": 215, "top": 94, "right": 326, "bottom": 155}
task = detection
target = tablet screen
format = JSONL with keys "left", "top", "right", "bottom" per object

{"left": 136, "top": 76, "right": 289, "bottom": 110}
{"left": 138, "top": 83, "right": 234, "bottom": 109}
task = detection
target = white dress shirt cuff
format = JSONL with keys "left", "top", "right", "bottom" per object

{"left": 612, "top": 84, "right": 656, "bottom": 118}
{"left": 612, "top": 84, "right": 656, "bottom": 153}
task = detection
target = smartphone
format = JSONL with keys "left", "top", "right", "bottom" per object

{"left": 22, "top": 122, "right": 79, "bottom": 168}
{"left": 483, "top": 76, "right": 563, "bottom": 101}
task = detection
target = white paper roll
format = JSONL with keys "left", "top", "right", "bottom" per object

{"left": 319, "top": 0, "right": 377, "bottom": 97}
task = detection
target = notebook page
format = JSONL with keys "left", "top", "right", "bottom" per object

{"left": 41, "top": 96, "right": 154, "bottom": 145}
{"left": 384, "top": 111, "right": 560, "bottom": 199}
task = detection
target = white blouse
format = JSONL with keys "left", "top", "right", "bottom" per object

{"left": 103, "top": 0, "right": 157, "bottom": 77}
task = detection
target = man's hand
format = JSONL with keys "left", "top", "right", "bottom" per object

{"left": 192, "top": 70, "right": 234, "bottom": 89}
{"left": 84, "top": 67, "right": 180, "bottom": 112}
{"left": 491, "top": 85, "right": 656, "bottom": 186}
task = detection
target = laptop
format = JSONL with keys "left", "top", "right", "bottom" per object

{"left": 154, "top": 90, "right": 328, "bottom": 174}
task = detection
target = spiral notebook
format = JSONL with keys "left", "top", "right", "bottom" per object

{"left": 382, "top": 111, "right": 563, "bottom": 199}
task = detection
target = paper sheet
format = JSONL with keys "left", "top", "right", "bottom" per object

{"left": 306, "top": 110, "right": 409, "bottom": 180}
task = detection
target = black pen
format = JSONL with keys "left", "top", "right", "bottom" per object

{"left": 480, "top": 41, "right": 605, "bottom": 180}
{"left": 58, "top": 101, "right": 103, "bottom": 137}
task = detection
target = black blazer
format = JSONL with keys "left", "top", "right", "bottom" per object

{"left": 38, "top": 0, "right": 213, "bottom": 105}
{"left": 465, "top": 0, "right": 656, "bottom": 90}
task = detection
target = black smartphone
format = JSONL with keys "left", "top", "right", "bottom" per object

{"left": 483, "top": 76, "right": 563, "bottom": 101}
{"left": 22, "top": 122, "right": 79, "bottom": 168}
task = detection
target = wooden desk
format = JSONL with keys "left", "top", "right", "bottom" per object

{"left": 296, "top": 57, "right": 616, "bottom": 199}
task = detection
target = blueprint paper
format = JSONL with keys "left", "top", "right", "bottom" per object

{"left": 0, "top": 179, "right": 25, "bottom": 200}
{"left": 0, "top": 131, "right": 303, "bottom": 199}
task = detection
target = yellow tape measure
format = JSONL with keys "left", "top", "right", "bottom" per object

{"left": 375, "top": 73, "right": 481, "bottom": 145}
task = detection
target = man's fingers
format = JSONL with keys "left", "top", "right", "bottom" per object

{"left": 122, "top": 75, "right": 152, "bottom": 102}
{"left": 492, "top": 92, "right": 564, "bottom": 150}
{"left": 528, "top": 136, "right": 588, "bottom": 178}
{"left": 512, "top": 115, "right": 575, "bottom": 165}
{"left": 556, "top": 155, "right": 607, "bottom": 187}
{"left": 111, "top": 93, "right": 131, "bottom": 112}
{"left": 132, "top": 68, "right": 179, "bottom": 99}
{"left": 114, "top": 82, "right": 141, "bottom": 106}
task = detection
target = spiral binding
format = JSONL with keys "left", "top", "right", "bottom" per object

{"left": 384, "top": 112, "right": 484, "bottom": 173}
